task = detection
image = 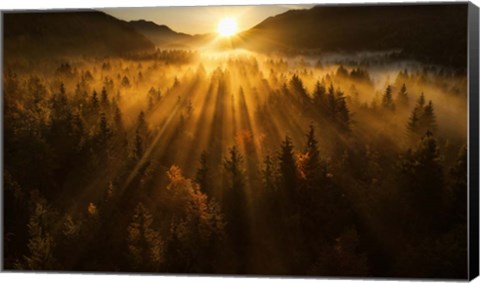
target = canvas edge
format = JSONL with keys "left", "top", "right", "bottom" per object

{"left": 0, "top": 2, "right": 476, "bottom": 281}
{"left": 468, "top": 1, "right": 480, "bottom": 281}
{"left": 1, "top": 9, "right": 4, "bottom": 273}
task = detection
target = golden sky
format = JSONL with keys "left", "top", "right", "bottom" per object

{"left": 100, "top": 4, "right": 313, "bottom": 35}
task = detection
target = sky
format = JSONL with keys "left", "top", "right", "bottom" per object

{"left": 99, "top": 4, "right": 314, "bottom": 35}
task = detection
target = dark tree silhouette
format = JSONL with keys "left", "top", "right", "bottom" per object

{"left": 396, "top": 83, "right": 409, "bottom": 107}
{"left": 278, "top": 136, "right": 297, "bottom": 199}
{"left": 127, "top": 203, "right": 163, "bottom": 272}
{"left": 195, "top": 150, "right": 210, "bottom": 195}
{"left": 382, "top": 85, "right": 395, "bottom": 111}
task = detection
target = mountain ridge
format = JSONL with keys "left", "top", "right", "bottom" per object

{"left": 4, "top": 10, "right": 155, "bottom": 57}
{"left": 128, "top": 19, "right": 193, "bottom": 47}
{"left": 238, "top": 3, "right": 468, "bottom": 68}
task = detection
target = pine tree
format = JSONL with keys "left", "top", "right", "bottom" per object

{"left": 91, "top": 90, "right": 99, "bottom": 109}
{"left": 382, "top": 85, "right": 395, "bottom": 111}
{"left": 223, "top": 146, "right": 248, "bottom": 272}
{"left": 396, "top": 83, "right": 409, "bottom": 107}
{"left": 224, "top": 146, "right": 245, "bottom": 191}
{"left": 278, "top": 136, "right": 297, "bottom": 195}
{"left": 113, "top": 100, "right": 124, "bottom": 133}
{"left": 133, "top": 128, "right": 144, "bottom": 161}
{"left": 281, "top": 82, "right": 289, "bottom": 96}
{"left": 448, "top": 145, "right": 467, "bottom": 223}
{"left": 326, "top": 84, "right": 337, "bottom": 117}
{"left": 49, "top": 83, "right": 75, "bottom": 156}
{"left": 301, "top": 125, "right": 325, "bottom": 188}
{"left": 407, "top": 92, "right": 431, "bottom": 133}
{"left": 121, "top": 76, "right": 131, "bottom": 88}
{"left": 173, "top": 77, "right": 180, "bottom": 88}
{"left": 148, "top": 87, "right": 162, "bottom": 110}
{"left": 313, "top": 80, "right": 327, "bottom": 111}
{"left": 335, "top": 91, "right": 351, "bottom": 132}
{"left": 71, "top": 112, "right": 84, "bottom": 149}
{"left": 336, "top": 65, "right": 349, "bottom": 77}
{"left": 313, "top": 81, "right": 326, "bottom": 102}
{"left": 417, "top": 92, "right": 426, "bottom": 109}
{"left": 289, "top": 74, "right": 308, "bottom": 101}
{"left": 400, "top": 131, "right": 444, "bottom": 229}
{"left": 98, "top": 112, "right": 112, "bottom": 144}
{"left": 164, "top": 166, "right": 225, "bottom": 273}
{"left": 261, "top": 154, "right": 277, "bottom": 192}
{"left": 16, "top": 199, "right": 57, "bottom": 270}
{"left": 127, "top": 203, "right": 163, "bottom": 271}
{"left": 421, "top": 100, "right": 437, "bottom": 133}
{"left": 195, "top": 151, "right": 209, "bottom": 195}
{"left": 137, "top": 110, "right": 148, "bottom": 137}
{"left": 50, "top": 83, "right": 70, "bottom": 122}
{"left": 407, "top": 108, "right": 419, "bottom": 134}
{"left": 100, "top": 87, "right": 109, "bottom": 107}
{"left": 408, "top": 97, "right": 437, "bottom": 137}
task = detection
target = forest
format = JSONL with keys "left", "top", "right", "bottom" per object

{"left": 3, "top": 47, "right": 468, "bottom": 278}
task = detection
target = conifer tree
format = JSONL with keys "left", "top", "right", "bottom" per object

{"left": 448, "top": 145, "right": 467, "bottom": 222}
{"left": 91, "top": 90, "right": 99, "bottom": 109}
{"left": 261, "top": 154, "right": 277, "bottom": 192}
{"left": 407, "top": 108, "right": 419, "bottom": 134}
{"left": 133, "top": 128, "right": 144, "bottom": 161}
{"left": 137, "top": 110, "right": 148, "bottom": 137}
{"left": 407, "top": 97, "right": 437, "bottom": 136}
{"left": 100, "top": 87, "right": 109, "bottom": 107}
{"left": 50, "top": 83, "right": 70, "bottom": 122}
{"left": 396, "top": 83, "right": 409, "bottom": 107}
{"left": 382, "top": 85, "right": 395, "bottom": 111}
{"left": 164, "top": 166, "right": 225, "bottom": 273}
{"left": 289, "top": 74, "right": 308, "bottom": 101}
{"left": 127, "top": 203, "right": 163, "bottom": 271}
{"left": 223, "top": 146, "right": 247, "bottom": 272}
{"left": 113, "top": 100, "right": 124, "bottom": 133}
{"left": 335, "top": 91, "right": 351, "bottom": 132}
{"left": 417, "top": 92, "right": 426, "bottom": 109}
{"left": 195, "top": 151, "right": 210, "bottom": 195}
{"left": 336, "top": 65, "right": 349, "bottom": 77}
{"left": 49, "top": 83, "right": 75, "bottom": 156}
{"left": 400, "top": 131, "right": 444, "bottom": 228}
{"left": 71, "top": 112, "right": 84, "bottom": 149}
{"left": 421, "top": 100, "right": 437, "bottom": 133}
{"left": 302, "top": 125, "right": 325, "bottom": 188}
{"left": 313, "top": 81, "right": 326, "bottom": 102}
{"left": 224, "top": 146, "right": 245, "bottom": 192}
{"left": 278, "top": 136, "right": 297, "bottom": 195}
{"left": 313, "top": 81, "right": 327, "bottom": 111}
{"left": 326, "top": 84, "right": 337, "bottom": 117}
{"left": 97, "top": 112, "right": 112, "bottom": 145}
{"left": 16, "top": 199, "right": 57, "bottom": 270}
{"left": 121, "top": 76, "right": 131, "bottom": 88}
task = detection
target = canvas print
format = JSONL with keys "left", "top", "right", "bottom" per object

{"left": 2, "top": 2, "right": 474, "bottom": 279}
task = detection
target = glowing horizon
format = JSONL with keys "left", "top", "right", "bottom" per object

{"left": 99, "top": 5, "right": 314, "bottom": 35}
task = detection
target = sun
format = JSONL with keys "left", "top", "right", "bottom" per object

{"left": 217, "top": 17, "right": 238, "bottom": 37}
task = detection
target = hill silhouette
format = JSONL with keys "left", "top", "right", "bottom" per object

{"left": 128, "top": 20, "right": 217, "bottom": 49}
{"left": 4, "top": 10, "right": 155, "bottom": 57}
{"left": 129, "top": 20, "right": 192, "bottom": 47}
{"left": 238, "top": 3, "right": 468, "bottom": 68}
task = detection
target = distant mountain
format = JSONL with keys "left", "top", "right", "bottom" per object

{"left": 128, "top": 20, "right": 217, "bottom": 49}
{"left": 238, "top": 4, "right": 468, "bottom": 68}
{"left": 3, "top": 10, "right": 155, "bottom": 57}
{"left": 128, "top": 20, "right": 192, "bottom": 47}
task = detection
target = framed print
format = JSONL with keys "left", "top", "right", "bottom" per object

{"left": 1, "top": 1, "right": 479, "bottom": 280}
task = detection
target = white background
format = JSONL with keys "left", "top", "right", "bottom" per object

{"left": 0, "top": 0, "right": 479, "bottom": 282}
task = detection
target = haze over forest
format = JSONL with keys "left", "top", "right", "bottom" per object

{"left": 3, "top": 3, "right": 470, "bottom": 279}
